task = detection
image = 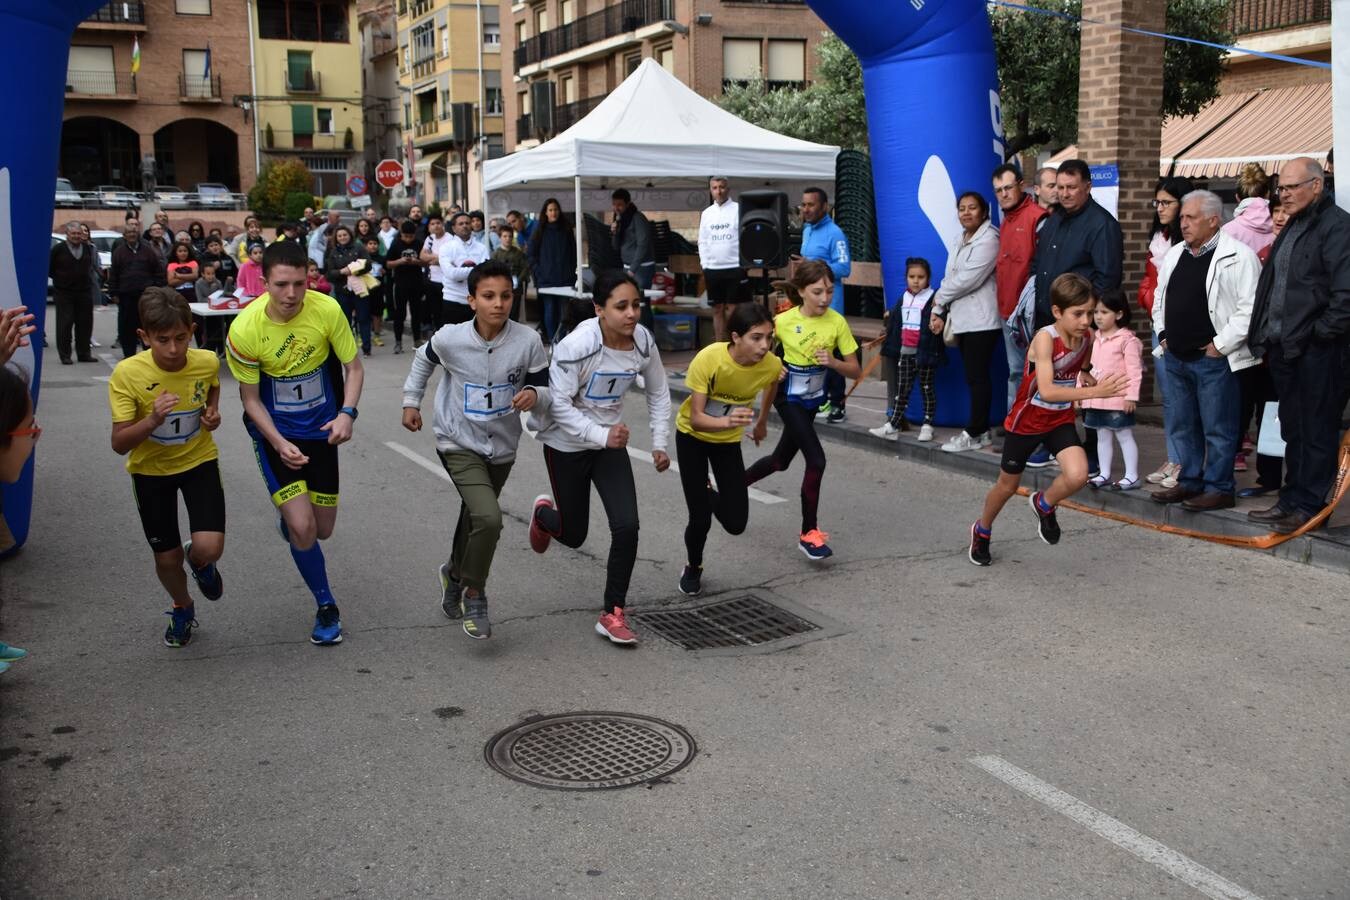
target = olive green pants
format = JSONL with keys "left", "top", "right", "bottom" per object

{"left": 437, "top": 450, "right": 514, "bottom": 592}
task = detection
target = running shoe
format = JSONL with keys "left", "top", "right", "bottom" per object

{"left": 798, "top": 529, "right": 833, "bottom": 561}
{"left": 917, "top": 424, "right": 935, "bottom": 443}
{"left": 1029, "top": 492, "right": 1061, "bottom": 545}
{"left": 941, "top": 431, "right": 981, "bottom": 453}
{"left": 183, "top": 540, "right": 223, "bottom": 601}
{"left": 1234, "top": 452, "right": 1248, "bottom": 473}
{"left": 679, "top": 564, "right": 702, "bottom": 596}
{"left": 163, "top": 606, "right": 196, "bottom": 648}
{"left": 438, "top": 563, "right": 462, "bottom": 619}
{"left": 1025, "top": 448, "right": 1053, "bottom": 468}
{"left": 968, "top": 522, "right": 991, "bottom": 566}
{"left": 311, "top": 603, "right": 343, "bottom": 645}
{"left": 868, "top": 422, "right": 900, "bottom": 441}
{"left": 460, "top": 592, "right": 490, "bottom": 640}
{"left": 1146, "top": 461, "right": 1176, "bottom": 484}
{"left": 817, "top": 401, "right": 832, "bottom": 418}
{"left": 595, "top": 608, "right": 638, "bottom": 645}
{"left": 373, "top": 334, "right": 385, "bottom": 347}
{"left": 826, "top": 407, "right": 846, "bottom": 425}
{"left": 529, "top": 494, "right": 555, "bottom": 554}
{"left": 394, "top": 340, "right": 404, "bottom": 354}
{"left": 0, "top": 641, "right": 27, "bottom": 661}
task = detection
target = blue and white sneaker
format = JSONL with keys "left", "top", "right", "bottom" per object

{"left": 183, "top": 540, "right": 223, "bottom": 601}
{"left": 798, "top": 529, "right": 833, "bottom": 561}
{"left": 311, "top": 603, "right": 343, "bottom": 645}
{"left": 163, "top": 606, "right": 197, "bottom": 648}
{"left": 1026, "top": 448, "right": 1053, "bottom": 468}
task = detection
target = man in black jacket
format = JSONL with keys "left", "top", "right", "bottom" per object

{"left": 1030, "top": 159, "right": 1123, "bottom": 329}
{"left": 1245, "top": 157, "right": 1350, "bottom": 533}
{"left": 108, "top": 219, "right": 166, "bottom": 357}
{"left": 48, "top": 221, "right": 97, "bottom": 364}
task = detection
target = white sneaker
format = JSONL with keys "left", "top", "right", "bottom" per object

{"left": 976, "top": 432, "right": 992, "bottom": 448}
{"left": 941, "top": 431, "right": 980, "bottom": 453}
{"left": 1160, "top": 463, "right": 1180, "bottom": 489}
{"left": 917, "top": 424, "right": 935, "bottom": 442}
{"left": 1146, "top": 461, "right": 1174, "bottom": 484}
{"left": 868, "top": 422, "right": 900, "bottom": 441}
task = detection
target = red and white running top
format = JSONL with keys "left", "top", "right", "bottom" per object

{"left": 1004, "top": 325, "right": 1092, "bottom": 435}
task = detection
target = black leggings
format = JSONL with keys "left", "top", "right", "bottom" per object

{"left": 745, "top": 401, "right": 826, "bottom": 534}
{"left": 957, "top": 328, "right": 1001, "bottom": 437}
{"left": 390, "top": 281, "right": 426, "bottom": 343}
{"left": 538, "top": 445, "right": 639, "bottom": 612}
{"left": 675, "top": 430, "right": 749, "bottom": 567}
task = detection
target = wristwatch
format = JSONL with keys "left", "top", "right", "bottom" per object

{"left": 339, "top": 405, "right": 359, "bottom": 420}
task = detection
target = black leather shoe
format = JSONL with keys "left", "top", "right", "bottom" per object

{"left": 1247, "top": 502, "right": 1292, "bottom": 522}
{"left": 1151, "top": 485, "right": 1200, "bottom": 504}
{"left": 1181, "top": 492, "right": 1236, "bottom": 512}
{"left": 1269, "top": 509, "right": 1314, "bottom": 534}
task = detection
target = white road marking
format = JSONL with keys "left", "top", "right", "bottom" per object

{"left": 970, "top": 755, "right": 1264, "bottom": 900}
{"left": 97, "top": 352, "right": 119, "bottom": 372}
{"left": 624, "top": 446, "right": 785, "bottom": 505}
{"left": 91, "top": 375, "right": 110, "bottom": 383}
{"left": 384, "top": 440, "right": 450, "bottom": 482}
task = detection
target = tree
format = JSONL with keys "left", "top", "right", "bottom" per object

{"left": 718, "top": 34, "right": 868, "bottom": 151}
{"left": 991, "top": 0, "right": 1232, "bottom": 157}
{"left": 247, "top": 158, "right": 313, "bottom": 220}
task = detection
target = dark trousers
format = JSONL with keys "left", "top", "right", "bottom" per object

{"left": 116, "top": 289, "right": 144, "bottom": 357}
{"left": 538, "top": 445, "right": 639, "bottom": 612}
{"left": 746, "top": 401, "right": 826, "bottom": 534}
{"left": 1237, "top": 362, "right": 1283, "bottom": 489}
{"left": 1267, "top": 341, "right": 1345, "bottom": 514}
{"left": 425, "top": 281, "right": 444, "bottom": 331}
{"left": 675, "top": 431, "right": 749, "bottom": 568}
{"left": 442, "top": 301, "right": 473, "bottom": 326}
{"left": 957, "top": 328, "right": 1002, "bottom": 437}
{"left": 53, "top": 289, "right": 93, "bottom": 361}
{"left": 391, "top": 281, "right": 426, "bottom": 343}
{"left": 825, "top": 352, "right": 848, "bottom": 408}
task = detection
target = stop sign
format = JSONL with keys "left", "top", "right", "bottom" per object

{"left": 375, "top": 158, "right": 405, "bottom": 190}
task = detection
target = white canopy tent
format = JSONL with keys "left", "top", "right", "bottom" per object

{"left": 483, "top": 58, "right": 839, "bottom": 291}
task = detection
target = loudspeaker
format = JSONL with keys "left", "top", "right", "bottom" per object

{"left": 530, "top": 81, "right": 556, "bottom": 135}
{"left": 451, "top": 102, "right": 476, "bottom": 146}
{"left": 738, "top": 190, "right": 789, "bottom": 269}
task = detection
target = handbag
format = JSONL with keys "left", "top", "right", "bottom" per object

{"left": 942, "top": 313, "right": 957, "bottom": 347}
{"left": 1257, "top": 400, "right": 1285, "bottom": 457}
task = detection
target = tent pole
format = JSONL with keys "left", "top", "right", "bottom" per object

{"left": 574, "top": 175, "right": 584, "bottom": 292}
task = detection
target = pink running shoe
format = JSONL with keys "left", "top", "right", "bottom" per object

{"left": 595, "top": 608, "right": 638, "bottom": 645}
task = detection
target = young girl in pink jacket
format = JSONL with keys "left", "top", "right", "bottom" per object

{"left": 1082, "top": 289, "right": 1143, "bottom": 490}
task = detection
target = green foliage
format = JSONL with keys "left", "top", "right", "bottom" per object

{"left": 283, "top": 191, "right": 313, "bottom": 223}
{"left": 991, "top": 0, "right": 1231, "bottom": 156}
{"left": 426, "top": 202, "right": 443, "bottom": 220}
{"left": 247, "top": 159, "right": 314, "bottom": 220}
{"left": 717, "top": 33, "right": 868, "bottom": 151}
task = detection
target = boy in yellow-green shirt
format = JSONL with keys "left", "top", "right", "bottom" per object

{"left": 108, "top": 288, "right": 225, "bottom": 648}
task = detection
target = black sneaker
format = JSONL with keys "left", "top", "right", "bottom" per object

{"left": 679, "top": 564, "right": 702, "bottom": 596}
{"left": 438, "top": 563, "right": 462, "bottom": 619}
{"left": 460, "top": 593, "right": 490, "bottom": 640}
{"left": 968, "top": 522, "right": 991, "bottom": 566}
{"left": 1029, "top": 492, "right": 1061, "bottom": 545}
{"left": 826, "top": 406, "right": 846, "bottom": 425}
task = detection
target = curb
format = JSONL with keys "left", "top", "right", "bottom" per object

{"left": 664, "top": 373, "right": 1350, "bottom": 576}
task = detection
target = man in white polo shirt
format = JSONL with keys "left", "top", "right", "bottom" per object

{"left": 418, "top": 213, "right": 450, "bottom": 334}
{"left": 437, "top": 211, "right": 490, "bottom": 326}
{"left": 698, "top": 175, "right": 745, "bottom": 342}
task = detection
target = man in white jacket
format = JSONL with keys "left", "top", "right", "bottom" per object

{"left": 437, "top": 211, "right": 490, "bottom": 326}
{"left": 698, "top": 176, "right": 744, "bottom": 341}
{"left": 1151, "top": 190, "right": 1260, "bottom": 512}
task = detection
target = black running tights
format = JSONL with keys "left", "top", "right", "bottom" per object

{"left": 675, "top": 430, "right": 749, "bottom": 568}
{"left": 745, "top": 401, "right": 825, "bottom": 534}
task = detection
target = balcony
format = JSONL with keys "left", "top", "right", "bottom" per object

{"left": 1229, "top": 0, "right": 1330, "bottom": 35}
{"left": 284, "top": 66, "right": 321, "bottom": 93}
{"left": 65, "top": 70, "right": 137, "bottom": 99}
{"left": 180, "top": 73, "right": 222, "bottom": 102}
{"left": 412, "top": 54, "right": 437, "bottom": 80}
{"left": 263, "top": 129, "right": 352, "bottom": 152}
{"left": 411, "top": 0, "right": 433, "bottom": 17}
{"left": 415, "top": 120, "right": 439, "bottom": 137}
{"left": 516, "top": 113, "right": 533, "bottom": 144}
{"left": 515, "top": 0, "right": 674, "bottom": 70}
{"left": 80, "top": 1, "right": 147, "bottom": 29}
{"left": 553, "top": 95, "right": 605, "bottom": 133}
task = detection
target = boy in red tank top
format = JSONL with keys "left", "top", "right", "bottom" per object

{"left": 968, "top": 274, "right": 1129, "bottom": 565}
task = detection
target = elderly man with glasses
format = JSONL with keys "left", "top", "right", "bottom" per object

{"left": 1245, "top": 157, "right": 1350, "bottom": 533}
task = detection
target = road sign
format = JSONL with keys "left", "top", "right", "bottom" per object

{"left": 346, "top": 174, "right": 368, "bottom": 196}
{"left": 350, "top": 194, "right": 373, "bottom": 209}
{"left": 375, "top": 159, "right": 405, "bottom": 190}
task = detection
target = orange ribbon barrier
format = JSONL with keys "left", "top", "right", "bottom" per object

{"left": 845, "top": 336, "right": 886, "bottom": 400}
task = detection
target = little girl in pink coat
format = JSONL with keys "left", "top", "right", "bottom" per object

{"left": 1081, "top": 289, "right": 1144, "bottom": 489}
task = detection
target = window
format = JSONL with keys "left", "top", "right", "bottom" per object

{"left": 403, "top": 102, "right": 412, "bottom": 129}
{"left": 301, "top": 155, "right": 347, "bottom": 172}
{"left": 723, "top": 39, "right": 761, "bottom": 85}
{"left": 412, "top": 21, "right": 435, "bottom": 65}
{"left": 286, "top": 50, "right": 315, "bottom": 91}
{"left": 292, "top": 104, "right": 315, "bottom": 148}
{"left": 766, "top": 39, "right": 805, "bottom": 88}
{"left": 401, "top": 44, "right": 410, "bottom": 72}
{"left": 534, "top": 7, "right": 547, "bottom": 33}
{"left": 656, "top": 43, "right": 674, "bottom": 73}
{"left": 483, "top": 24, "right": 500, "bottom": 47}
{"left": 623, "top": 52, "right": 641, "bottom": 77}
{"left": 485, "top": 70, "right": 503, "bottom": 114}
{"left": 519, "top": 89, "right": 530, "bottom": 114}
{"left": 440, "top": 87, "right": 451, "bottom": 114}
{"left": 516, "top": 20, "right": 527, "bottom": 44}
{"left": 66, "top": 45, "right": 116, "bottom": 95}
{"left": 317, "top": 107, "right": 334, "bottom": 134}
{"left": 182, "top": 49, "right": 211, "bottom": 96}
{"left": 560, "top": 0, "right": 575, "bottom": 23}
{"left": 485, "top": 136, "right": 504, "bottom": 160}
{"left": 176, "top": 0, "right": 211, "bottom": 13}
{"left": 257, "top": 0, "right": 349, "bottom": 42}
{"left": 560, "top": 75, "right": 575, "bottom": 104}
{"left": 439, "top": 26, "right": 449, "bottom": 57}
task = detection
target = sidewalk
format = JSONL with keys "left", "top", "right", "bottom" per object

{"left": 660, "top": 350, "right": 1350, "bottom": 576}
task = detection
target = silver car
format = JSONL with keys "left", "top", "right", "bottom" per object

{"left": 195, "top": 182, "right": 240, "bottom": 210}
{"left": 55, "top": 178, "right": 84, "bottom": 207}
{"left": 97, "top": 185, "right": 139, "bottom": 208}
{"left": 155, "top": 186, "right": 190, "bottom": 210}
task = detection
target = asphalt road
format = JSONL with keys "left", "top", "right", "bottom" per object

{"left": 2, "top": 307, "right": 1347, "bottom": 899}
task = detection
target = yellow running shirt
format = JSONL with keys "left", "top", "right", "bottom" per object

{"left": 226, "top": 290, "right": 357, "bottom": 440}
{"left": 676, "top": 342, "right": 782, "bottom": 443}
{"left": 773, "top": 305, "right": 858, "bottom": 407}
{"left": 108, "top": 348, "right": 220, "bottom": 476}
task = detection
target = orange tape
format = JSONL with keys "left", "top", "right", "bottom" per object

{"left": 845, "top": 336, "right": 886, "bottom": 400}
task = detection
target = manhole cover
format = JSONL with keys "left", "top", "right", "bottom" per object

{"left": 484, "top": 712, "right": 697, "bottom": 790}
{"left": 633, "top": 594, "right": 819, "bottom": 651}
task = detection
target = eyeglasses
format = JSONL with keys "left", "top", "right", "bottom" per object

{"left": 1276, "top": 177, "right": 1318, "bottom": 195}
{"left": 1150, "top": 199, "right": 1178, "bottom": 209}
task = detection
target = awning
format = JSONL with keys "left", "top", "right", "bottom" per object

{"left": 1160, "top": 90, "right": 1259, "bottom": 172}
{"left": 413, "top": 151, "right": 446, "bottom": 174}
{"left": 1171, "top": 82, "right": 1331, "bottom": 178}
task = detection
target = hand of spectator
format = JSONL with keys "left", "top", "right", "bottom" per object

{"left": 0, "top": 307, "right": 36, "bottom": 365}
{"left": 1204, "top": 342, "right": 1222, "bottom": 358}
{"left": 1123, "top": 400, "right": 1136, "bottom": 414}
{"left": 929, "top": 315, "right": 944, "bottom": 335}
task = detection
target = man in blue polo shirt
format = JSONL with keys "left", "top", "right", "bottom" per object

{"left": 795, "top": 186, "right": 852, "bottom": 422}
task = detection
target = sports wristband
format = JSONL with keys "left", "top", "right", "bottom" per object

{"left": 339, "top": 406, "right": 359, "bottom": 420}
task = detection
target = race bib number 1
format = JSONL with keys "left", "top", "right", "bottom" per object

{"left": 785, "top": 364, "right": 826, "bottom": 401}
{"left": 149, "top": 409, "right": 202, "bottom": 445}
{"left": 272, "top": 369, "right": 326, "bottom": 412}
{"left": 584, "top": 371, "right": 636, "bottom": 404}
{"left": 463, "top": 382, "right": 514, "bottom": 419}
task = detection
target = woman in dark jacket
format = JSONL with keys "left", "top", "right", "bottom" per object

{"left": 526, "top": 197, "right": 577, "bottom": 344}
{"left": 324, "top": 224, "right": 373, "bottom": 356}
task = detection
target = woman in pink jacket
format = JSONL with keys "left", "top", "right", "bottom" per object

{"left": 1222, "top": 163, "right": 1274, "bottom": 255}
{"left": 1083, "top": 289, "right": 1143, "bottom": 490}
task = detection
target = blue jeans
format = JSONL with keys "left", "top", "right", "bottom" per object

{"left": 1152, "top": 330, "right": 1182, "bottom": 463}
{"left": 1001, "top": 321, "right": 1025, "bottom": 411}
{"left": 1161, "top": 352, "right": 1239, "bottom": 494}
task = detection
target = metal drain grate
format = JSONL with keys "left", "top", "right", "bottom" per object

{"left": 633, "top": 595, "right": 820, "bottom": 651}
{"left": 484, "top": 712, "right": 696, "bottom": 790}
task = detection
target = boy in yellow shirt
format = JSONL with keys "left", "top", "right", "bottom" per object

{"left": 108, "top": 288, "right": 225, "bottom": 648}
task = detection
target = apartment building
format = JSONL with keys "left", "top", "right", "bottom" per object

{"left": 251, "top": 0, "right": 366, "bottom": 195}
{"left": 395, "top": 0, "right": 505, "bottom": 209}
{"left": 501, "top": 0, "right": 827, "bottom": 153}
{"left": 61, "top": 0, "right": 257, "bottom": 193}
{"left": 359, "top": 0, "right": 403, "bottom": 183}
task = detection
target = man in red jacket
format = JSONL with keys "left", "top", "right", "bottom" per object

{"left": 992, "top": 164, "right": 1048, "bottom": 411}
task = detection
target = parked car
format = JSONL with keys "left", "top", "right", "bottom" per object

{"left": 97, "top": 185, "right": 139, "bottom": 208}
{"left": 155, "top": 186, "right": 189, "bottom": 210}
{"left": 55, "top": 178, "right": 84, "bottom": 207}
{"left": 195, "top": 182, "right": 240, "bottom": 210}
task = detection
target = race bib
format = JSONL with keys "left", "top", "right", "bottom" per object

{"left": 272, "top": 368, "right": 327, "bottom": 412}
{"left": 149, "top": 408, "right": 202, "bottom": 445}
{"left": 584, "top": 371, "right": 636, "bottom": 405}
{"left": 1030, "top": 378, "right": 1076, "bottom": 411}
{"left": 705, "top": 397, "right": 751, "bottom": 419}
{"left": 785, "top": 364, "right": 826, "bottom": 402}
{"left": 463, "top": 382, "right": 514, "bottom": 420}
